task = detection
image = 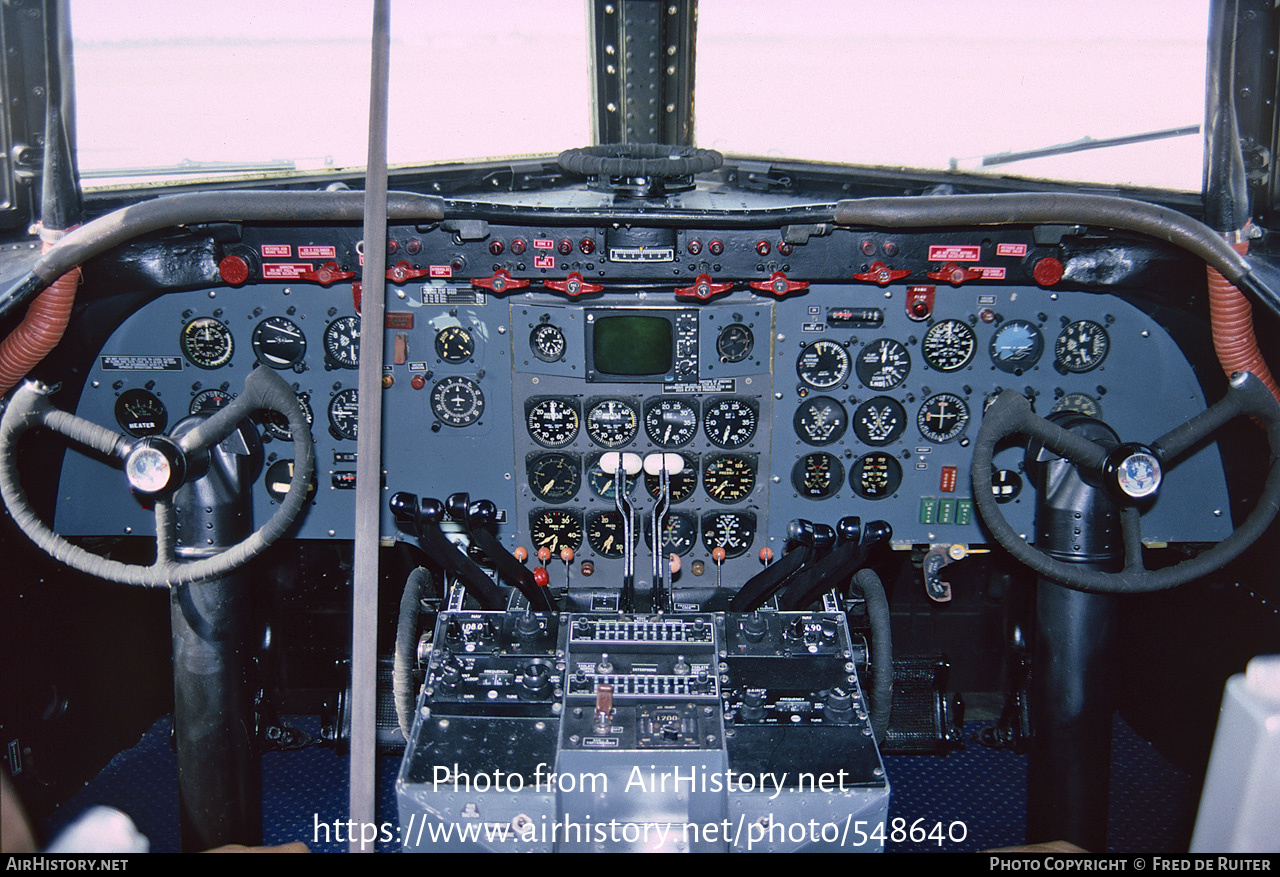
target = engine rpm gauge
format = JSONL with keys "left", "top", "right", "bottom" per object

{"left": 180, "top": 317, "right": 234, "bottom": 369}
{"left": 989, "top": 320, "right": 1043, "bottom": 373}
{"left": 796, "top": 339, "right": 851, "bottom": 389}
{"left": 850, "top": 452, "right": 903, "bottom": 499}
{"left": 791, "top": 452, "right": 844, "bottom": 500}
{"left": 701, "top": 511, "right": 756, "bottom": 559}
{"left": 115, "top": 389, "right": 168, "bottom": 437}
{"left": 922, "top": 319, "right": 977, "bottom": 372}
{"left": 852, "top": 396, "right": 907, "bottom": 446}
{"left": 716, "top": 323, "right": 754, "bottom": 363}
{"left": 585, "top": 398, "right": 640, "bottom": 448}
{"left": 252, "top": 317, "right": 307, "bottom": 370}
{"left": 703, "top": 454, "right": 756, "bottom": 504}
{"left": 855, "top": 338, "right": 911, "bottom": 390}
{"left": 793, "top": 396, "right": 847, "bottom": 446}
{"left": 529, "top": 509, "right": 583, "bottom": 555}
{"left": 434, "top": 326, "right": 475, "bottom": 363}
{"left": 327, "top": 388, "right": 359, "bottom": 440}
{"left": 703, "top": 398, "right": 758, "bottom": 449}
{"left": 430, "top": 376, "right": 485, "bottom": 427}
{"left": 1054, "top": 320, "right": 1110, "bottom": 373}
{"left": 643, "top": 397, "right": 698, "bottom": 448}
{"left": 917, "top": 393, "right": 970, "bottom": 443}
{"left": 530, "top": 323, "right": 567, "bottom": 362}
{"left": 526, "top": 398, "right": 580, "bottom": 448}
{"left": 527, "top": 453, "right": 581, "bottom": 504}
{"left": 323, "top": 316, "right": 360, "bottom": 369}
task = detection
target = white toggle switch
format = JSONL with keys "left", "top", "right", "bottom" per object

{"left": 643, "top": 453, "right": 685, "bottom": 475}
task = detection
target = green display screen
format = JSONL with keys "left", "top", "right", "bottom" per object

{"left": 592, "top": 315, "right": 673, "bottom": 376}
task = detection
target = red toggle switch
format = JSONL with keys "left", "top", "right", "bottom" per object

{"left": 674, "top": 274, "right": 734, "bottom": 301}
{"left": 926, "top": 262, "right": 985, "bottom": 285}
{"left": 386, "top": 261, "right": 431, "bottom": 283}
{"left": 544, "top": 272, "right": 604, "bottom": 298}
{"left": 471, "top": 269, "right": 530, "bottom": 294}
{"left": 748, "top": 271, "right": 809, "bottom": 296}
{"left": 852, "top": 261, "right": 910, "bottom": 286}
{"left": 298, "top": 261, "right": 356, "bottom": 286}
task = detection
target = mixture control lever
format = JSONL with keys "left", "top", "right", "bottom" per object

{"left": 779, "top": 517, "right": 891, "bottom": 611}
{"left": 465, "top": 499, "right": 555, "bottom": 611}
{"left": 729, "top": 518, "right": 819, "bottom": 612}
{"left": 388, "top": 491, "right": 504, "bottom": 610}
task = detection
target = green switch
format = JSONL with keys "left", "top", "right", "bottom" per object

{"left": 956, "top": 498, "right": 973, "bottom": 526}
{"left": 938, "top": 498, "right": 956, "bottom": 524}
{"left": 919, "top": 497, "right": 937, "bottom": 524}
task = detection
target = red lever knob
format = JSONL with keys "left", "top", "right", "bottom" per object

{"left": 748, "top": 271, "right": 809, "bottom": 297}
{"left": 926, "top": 262, "right": 984, "bottom": 285}
{"left": 471, "top": 269, "right": 530, "bottom": 294}
{"left": 537, "top": 546, "right": 551, "bottom": 564}
{"left": 852, "top": 261, "right": 910, "bottom": 286}
{"left": 218, "top": 255, "right": 250, "bottom": 286}
{"left": 298, "top": 261, "right": 356, "bottom": 286}
{"left": 533, "top": 567, "right": 550, "bottom": 588}
{"left": 543, "top": 272, "right": 604, "bottom": 298}
{"left": 674, "top": 274, "right": 734, "bottom": 301}
{"left": 386, "top": 261, "right": 431, "bottom": 283}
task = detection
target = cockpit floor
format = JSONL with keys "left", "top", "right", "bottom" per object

{"left": 37, "top": 716, "right": 1195, "bottom": 853}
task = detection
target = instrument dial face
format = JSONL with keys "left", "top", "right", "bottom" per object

{"left": 1054, "top": 320, "right": 1110, "bottom": 373}
{"left": 114, "top": 389, "right": 168, "bottom": 437}
{"left": 527, "top": 453, "right": 581, "bottom": 504}
{"left": 530, "top": 323, "right": 566, "bottom": 362}
{"left": 716, "top": 323, "right": 755, "bottom": 363}
{"left": 585, "top": 398, "right": 640, "bottom": 448}
{"left": 645, "top": 511, "right": 698, "bottom": 556}
{"left": 587, "top": 453, "right": 639, "bottom": 500}
{"left": 989, "top": 320, "right": 1043, "bottom": 373}
{"left": 644, "top": 453, "right": 697, "bottom": 503}
{"left": 435, "top": 326, "right": 475, "bottom": 363}
{"left": 793, "top": 396, "right": 847, "bottom": 446}
{"left": 791, "top": 452, "right": 844, "bottom": 500}
{"left": 529, "top": 509, "right": 583, "bottom": 555}
{"left": 189, "top": 388, "right": 235, "bottom": 415}
{"left": 430, "top": 376, "right": 485, "bottom": 427}
{"left": 586, "top": 510, "right": 635, "bottom": 558}
{"left": 917, "top": 393, "right": 970, "bottom": 443}
{"left": 180, "top": 317, "right": 234, "bottom": 369}
{"left": 922, "top": 319, "right": 977, "bottom": 372}
{"left": 855, "top": 338, "right": 911, "bottom": 390}
{"left": 259, "top": 392, "right": 314, "bottom": 441}
{"left": 263, "top": 458, "right": 316, "bottom": 504}
{"left": 853, "top": 396, "right": 907, "bottom": 446}
{"left": 327, "top": 388, "right": 359, "bottom": 440}
{"left": 701, "top": 511, "right": 756, "bottom": 559}
{"left": 703, "top": 454, "right": 756, "bottom": 504}
{"left": 323, "top": 316, "right": 361, "bottom": 369}
{"left": 796, "top": 339, "right": 851, "bottom": 389}
{"left": 526, "top": 398, "right": 580, "bottom": 448}
{"left": 850, "top": 452, "right": 903, "bottom": 499}
{"left": 251, "top": 317, "right": 307, "bottom": 369}
{"left": 1052, "top": 392, "right": 1102, "bottom": 418}
{"left": 643, "top": 397, "right": 698, "bottom": 448}
{"left": 703, "top": 398, "right": 758, "bottom": 449}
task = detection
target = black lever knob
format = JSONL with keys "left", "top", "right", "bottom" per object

{"left": 389, "top": 492, "right": 419, "bottom": 534}
{"left": 861, "top": 520, "right": 893, "bottom": 547}
{"left": 812, "top": 523, "right": 836, "bottom": 551}
{"left": 836, "top": 516, "right": 862, "bottom": 545}
{"left": 418, "top": 497, "right": 445, "bottom": 525}
{"left": 467, "top": 499, "right": 498, "bottom": 531}
{"left": 445, "top": 492, "right": 471, "bottom": 522}
{"left": 785, "top": 519, "right": 815, "bottom": 545}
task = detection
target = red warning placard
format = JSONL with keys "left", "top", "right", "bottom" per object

{"left": 298, "top": 245, "right": 336, "bottom": 259}
{"left": 263, "top": 262, "right": 313, "bottom": 278}
{"left": 428, "top": 265, "right": 452, "bottom": 278}
{"left": 996, "top": 243, "right": 1027, "bottom": 257}
{"left": 928, "top": 245, "right": 981, "bottom": 261}
{"left": 534, "top": 255, "right": 555, "bottom": 269}
{"left": 532, "top": 238, "right": 555, "bottom": 250}
{"left": 977, "top": 266, "right": 1006, "bottom": 279}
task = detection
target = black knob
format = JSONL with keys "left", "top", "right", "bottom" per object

{"left": 518, "top": 663, "right": 552, "bottom": 697}
{"left": 390, "top": 492, "right": 419, "bottom": 533}
{"left": 742, "top": 612, "right": 768, "bottom": 643}
{"left": 862, "top": 520, "right": 892, "bottom": 547}
{"left": 786, "top": 519, "right": 815, "bottom": 546}
{"left": 812, "top": 523, "right": 836, "bottom": 551}
{"left": 446, "top": 492, "right": 471, "bottom": 521}
{"left": 467, "top": 499, "right": 498, "bottom": 531}
{"left": 836, "top": 516, "right": 862, "bottom": 545}
{"left": 418, "top": 497, "right": 445, "bottom": 525}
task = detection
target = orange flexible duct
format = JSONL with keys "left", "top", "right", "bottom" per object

{"left": 0, "top": 231, "right": 81, "bottom": 396}
{"left": 1207, "top": 239, "right": 1280, "bottom": 406}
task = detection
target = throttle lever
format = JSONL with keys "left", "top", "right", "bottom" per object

{"left": 466, "top": 499, "right": 555, "bottom": 611}
{"left": 387, "top": 493, "right": 505, "bottom": 610}
{"left": 778, "top": 518, "right": 891, "bottom": 611}
{"left": 729, "top": 519, "right": 817, "bottom": 612}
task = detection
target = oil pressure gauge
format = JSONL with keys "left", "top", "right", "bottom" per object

{"left": 701, "top": 511, "right": 756, "bottom": 558}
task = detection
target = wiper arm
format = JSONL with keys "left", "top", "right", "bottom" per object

{"left": 951, "top": 124, "right": 1200, "bottom": 171}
